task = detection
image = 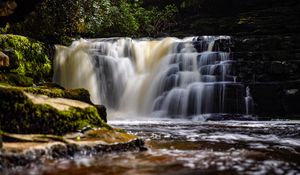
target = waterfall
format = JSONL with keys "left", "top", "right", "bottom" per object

{"left": 54, "top": 36, "right": 252, "bottom": 118}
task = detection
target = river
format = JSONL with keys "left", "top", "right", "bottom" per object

{"left": 16, "top": 35, "right": 298, "bottom": 175}
{"left": 6, "top": 118, "right": 300, "bottom": 175}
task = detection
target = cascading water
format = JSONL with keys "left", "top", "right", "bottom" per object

{"left": 54, "top": 36, "right": 253, "bottom": 118}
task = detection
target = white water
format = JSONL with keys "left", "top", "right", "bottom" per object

{"left": 54, "top": 36, "right": 252, "bottom": 118}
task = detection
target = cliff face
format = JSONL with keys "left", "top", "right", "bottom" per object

{"left": 154, "top": 0, "right": 300, "bottom": 118}
{"left": 144, "top": 0, "right": 300, "bottom": 36}
{"left": 212, "top": 36, "right": 300, "bottom": 118}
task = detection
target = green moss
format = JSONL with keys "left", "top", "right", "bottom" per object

{"left": 0, "top": 73, "right": 33, "bottom": 87}
{"left": 23, "top": 86, "right": 92, "bottom": 104}
{"left": 24, "top": 86, "right": 65, "bottom": 98}
{"left": 0, "top": 34, "right": 51, "bottom": 83}
{"left": 0, "top": 87, "right": 108, "bottom": 135}
{"left": 82, "top": 128, "right": 137, "bottom": 143}
{"left": 238, "top": 17, "right": 254, "bottom": 25}
{"left": 114, "top": 128, "right": 127, "bottom": 134}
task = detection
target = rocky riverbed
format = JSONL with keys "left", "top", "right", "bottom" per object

{"left": 2, "top": 119, "right": 299, "bottom": 175}
{"left": 0, "top": 82, "right": 145, "bottom": 171}
{"left": 0, "top": 130, "right": 145, "bottom": 170}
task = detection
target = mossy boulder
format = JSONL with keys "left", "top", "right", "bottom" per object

{"left": 0, "top": 86, "right": 108, "bottom": 135}
{"left": 0, "top": 73, "right": 33, "bottom": 86}
{"left": 0, "top": 34, "right": 51, "bottom": 82}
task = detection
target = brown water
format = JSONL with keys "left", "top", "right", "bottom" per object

{"left": 4, "top": 119, "right": 300, "bottom": 175}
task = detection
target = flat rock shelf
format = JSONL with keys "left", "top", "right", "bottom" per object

{"left": 0, "top": 138, "right": 146, "bottom": 170}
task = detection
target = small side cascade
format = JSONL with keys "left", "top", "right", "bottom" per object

{"left": 245, "top": 86, "right": 254, "bottom": 115}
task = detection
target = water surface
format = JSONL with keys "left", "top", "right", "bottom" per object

{"left": 5, "top": 119, "right": 300, "bottom": 175}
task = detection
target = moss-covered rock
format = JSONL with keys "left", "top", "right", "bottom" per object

{"left": 0, "top": 86, "right": 108, "bottom": 135}
{"left": 94, "top": 105, "right": 107, "bottom": 123}
{"left": 0, "top": 34, "right": 51, "bottom": 82}
{"left": 23, "top": 85, "right": 92, "bottom": 104}
{"left": 0, "top": 73, "right": 33, "bottom": 86}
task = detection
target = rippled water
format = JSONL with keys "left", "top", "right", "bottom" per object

{"left": 5, "top": 119, "right": 300, "bottom": 175}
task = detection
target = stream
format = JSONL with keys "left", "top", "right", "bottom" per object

{"left": 5, "top": 118, "right": 300, "bottom": 175}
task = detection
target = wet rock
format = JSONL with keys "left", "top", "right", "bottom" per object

{"left": 193, "top": 35, "right": 300, "bottom": 118}
{"left": 212, "top": 38, "right": 233, "bottom": 52}
{"left": 213, "top": 35, "right": 300, "bottom": 84}
{"left": 0, "top": 135, "right": 2, "bottom": 150}
{"left": 0, "top": 129, "right": 145, "bottom": 170}
{"left": 0, "top": 51, "right": 9, "bottom": 69}
{"left": 270, "top": 61, "right": 285, "bottom": 75}
{"left": 1, "top": 49, "right": 19, "bottom": 70}
{"left": 95, "top": 105, "right": 107, "bottom": 123}
{"left": 248, "top": 81, "right": 300, "bottom": 119}
{"left": 0, "top": 138, "right": 145, "bottom": 169}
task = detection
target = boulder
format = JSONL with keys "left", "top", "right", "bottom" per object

{"left": 0, "top": 85, "right": 108, "bottom": 135}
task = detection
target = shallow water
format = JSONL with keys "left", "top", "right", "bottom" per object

{"left": 5, "top": 119, "right": 300, "bottom": 175}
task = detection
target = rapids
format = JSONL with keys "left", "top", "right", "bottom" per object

{"left": 5, "top": 120, "right": 300, "bottom": 175}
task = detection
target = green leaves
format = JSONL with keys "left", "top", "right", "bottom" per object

{"left": 0, "top": 35, "right": 51, "bottom": 82}
{"left": 6, "top": 0, "right": 179, "bottom": 41}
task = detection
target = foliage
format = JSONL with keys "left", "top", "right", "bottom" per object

{"left": 0, "top": 34, "right": 51, "bottom": 82}
{"left": 92, "top": 0, "right": 178, "bottom": 37}
{"left": 138, "top": 4, "right": 178, "bottom": 36}
{"left": 0, "top": 23, "right": 10, "bottom": 34}
{"left": 7, "top": 0, "right": 178, "bottom": 42}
